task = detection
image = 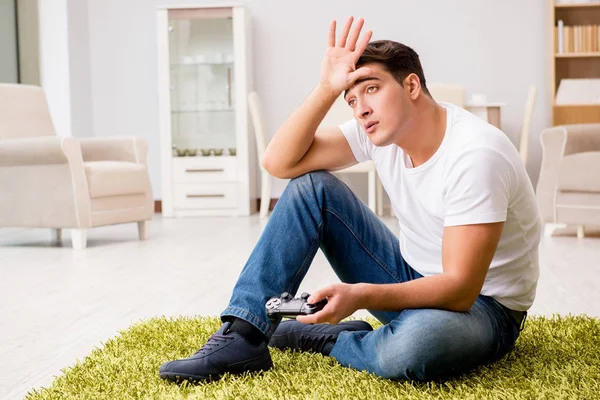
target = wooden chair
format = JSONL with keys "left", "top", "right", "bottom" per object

{"left": 428, "top": 82, "right": 466, "bottom": 107}
{"left": 518, "top": 85, "right": 537, "bottom": 165}
{"left": 248, "top": 92, "right": 383, "bottom": 217}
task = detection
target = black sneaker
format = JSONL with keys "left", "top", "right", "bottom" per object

{"left": 268, "top": 320, "right": 373, "bottom": 355}
{"left": 159, "top": 321, "right": 272, "bottom": 382}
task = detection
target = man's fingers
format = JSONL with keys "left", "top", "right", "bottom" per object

{"left": 353, "top": 29, "right": 373, "bottom": 60}
{"left": 297, "top": 306, "right": 334, "bottom": 324}
{"left": 328, "top": 20, "right": 336, "bottom": 48}
{"left": 307, "top": 287, "right": 331, "bottom": 304}
{"left": 345, "top": 17, "right": 364, "bottom": 50}
{"left": 347, "top": 66, "right": 373, "bottom": 86}
{"left": 336, "top": 16, "right": 354, "bottom": 48}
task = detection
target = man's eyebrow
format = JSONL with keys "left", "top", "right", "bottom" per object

{"left": 343, "top": 77, "right": 380, "bottom": 100}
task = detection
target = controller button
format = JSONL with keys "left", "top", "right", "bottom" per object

{"left": 266, "top": 298, "right": 281, "bottom": 309}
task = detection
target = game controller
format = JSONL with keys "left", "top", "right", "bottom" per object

{"left": 265, "top": 292, "right": 328, "bottom": 319}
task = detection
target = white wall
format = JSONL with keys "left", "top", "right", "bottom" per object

{"left": 67, "top": 0, "right": 94, "bottom": 137}
{"left": 38, "top": 0, "right": 73, "bottom": 137}
{"left": 83, "top": 0, "right": 550, "bottom": 202}
{"left": 37, "top": 0, "right": 93, "bottom": 137}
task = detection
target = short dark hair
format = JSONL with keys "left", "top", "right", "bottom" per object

{"left": 350, "top": 40, "right": 430, "bottom": 96}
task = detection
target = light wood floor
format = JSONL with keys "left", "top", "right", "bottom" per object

{"left": 1, "top": 215, "right": 599, "bottom": 399}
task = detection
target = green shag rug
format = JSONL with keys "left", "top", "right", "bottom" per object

{"left": 26, "top": 315, "right": 600, "bottom": 400}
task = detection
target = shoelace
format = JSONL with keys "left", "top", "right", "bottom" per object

{"left": 298, "top": 333, "right": 334, "bottom": 353}
{"left": 194, "top": 334, "right": 234, "bottom": 355}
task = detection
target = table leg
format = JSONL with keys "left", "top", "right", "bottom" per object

{"left": 487, "top": 107, "right": 501, "bottom": 129}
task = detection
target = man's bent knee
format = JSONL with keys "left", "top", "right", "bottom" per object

{"left": 374, "top": 310, "right": 494, "bottom": 381}
{"left": 288, "top": 170, "right": 342, "bottom": 192}
{"left": 376, "top": 343, "right": 435, "bottom": 381}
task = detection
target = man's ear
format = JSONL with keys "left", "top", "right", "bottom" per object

{"left": 404, "top": 73, "right": 422, "bottom": 100}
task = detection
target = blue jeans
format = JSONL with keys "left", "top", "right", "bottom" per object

{"left": 221, "top": 171, "right": 525, "bottom": 381}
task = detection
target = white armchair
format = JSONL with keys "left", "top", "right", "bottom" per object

{"left": 0, "top": 84, "right": 154, "bottom": 249}
{"left": 537, "top": 124, "right": 600, "bottom": 238}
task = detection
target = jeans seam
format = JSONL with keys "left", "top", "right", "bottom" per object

{"left": 287, "top": 219, "right": 324, "bottom": 292}
{"left": 324, "top": 207, "right": 401, "bottom": 283}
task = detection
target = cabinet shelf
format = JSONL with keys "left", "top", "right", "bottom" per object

{"left": 552, "top": 104, "right": 600, "bottom": 124}
{"left": 555, "top": 2, "right": 600, "bottom": 8}
{"left": 555, "top": 52, "right": 600, "bottom": 58}
{"left": 171, "top": 62, "right": 234, "bottom": 67}
{"left": 553, "top": 103, "right": 600, "bottom": 107}
{"left": 171, "top": 108, "right": 235, "bottom": 114}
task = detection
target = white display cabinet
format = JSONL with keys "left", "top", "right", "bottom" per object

{"left": 156, "top": 4, "right": 256, "bottom": 217}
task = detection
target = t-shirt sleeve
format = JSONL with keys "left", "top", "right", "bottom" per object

{"left": 338, "top": 118, "right": 372, "bottom": 163}
{"left": 443, "top": 147, "right": 516, "bottom": 227}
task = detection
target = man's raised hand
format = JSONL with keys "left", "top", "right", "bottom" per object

{"left": 319, "top": 16, "right": 373, "bottom": 95}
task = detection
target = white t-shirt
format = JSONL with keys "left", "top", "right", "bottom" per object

{"left": 339, "top": 102, "right": 542, "bottom": 311}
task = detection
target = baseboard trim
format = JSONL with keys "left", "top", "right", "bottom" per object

{"left": 154, "top": 199, "right": 278, "bottom": 214}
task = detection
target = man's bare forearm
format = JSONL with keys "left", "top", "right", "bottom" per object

{"left": 356, "top": 274, "right": 476, "bottom": 313}
{"left": 262, "top": 84, "right": 340, "bottom": 175}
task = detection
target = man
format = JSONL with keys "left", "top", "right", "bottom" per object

{"left": 159, "top": 16, "right": 541, "bottom": 382}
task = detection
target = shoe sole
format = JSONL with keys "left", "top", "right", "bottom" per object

{"left": 160, "top": 372, "right": 215, "bottom": 382}
{"left": 160, "top": 367, "right": 272, "bottom": 383}
{"left": 160, "top": 355, "right": 273, "bottom": 383}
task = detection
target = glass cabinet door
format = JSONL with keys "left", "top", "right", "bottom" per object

{"left": 168, "top": 10, "right": 236, "bottom": 157}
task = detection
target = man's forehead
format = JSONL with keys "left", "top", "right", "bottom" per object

{"left": 344, "top": 75, "right": 382, "bottom": 100}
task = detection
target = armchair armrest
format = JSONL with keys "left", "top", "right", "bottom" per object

{"left": 79, "top": 137, "right": 148, "bottom": 164}
{"left": 0, "top": 136, "right": 80, "bottom": 166}
{"left": 0, "top": 135, "right": 92, "bottom": 229}
{"left": 562, "top": 123, "right": 600, "bottom": 155}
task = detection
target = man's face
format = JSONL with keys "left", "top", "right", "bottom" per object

{"left": 344, "top": 63, "right": 411, "bottom": 147}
